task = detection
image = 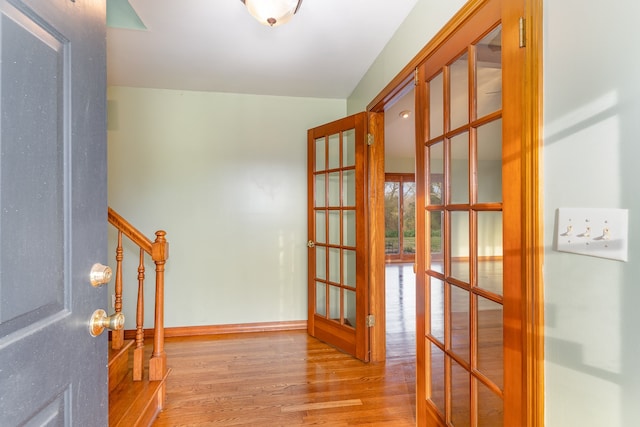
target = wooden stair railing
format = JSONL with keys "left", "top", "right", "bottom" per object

{"left": 108, "top": 207, "right": 169, "bottom": 382}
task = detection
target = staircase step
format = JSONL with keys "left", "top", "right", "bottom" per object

{"left": 108, "top": 340, "right": 135, "bottom": 393}
{"left": 109, "top": 368, "right": 170, "bottom": 427}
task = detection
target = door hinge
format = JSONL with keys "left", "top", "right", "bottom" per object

{"left": 519, "top": 17, "right": 526, "bottom": 48}
{"left": 367, "top": 133, "right": 374, "bottom": 146}
{"left": 414, "top": 67, "right": 419, "bottom": 86}
{"left": 366, "top": 314, "right": 376, "bottom": 327}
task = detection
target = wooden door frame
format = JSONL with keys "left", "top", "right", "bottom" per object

{"left": 365, "top": 0, "right": 543, "bottom": 425}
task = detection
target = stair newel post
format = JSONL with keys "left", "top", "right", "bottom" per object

{"left": 112, "top": 230, "right": 124, "bottom": 350}
{"left": 149, "top": 230, "right": 168, "bottom": 382}
{"left": 133, "top": 248, "right": 145, "bottom": 381}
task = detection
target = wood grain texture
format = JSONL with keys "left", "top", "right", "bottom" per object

{"left": 368, "top": 111, "right": 386, "bottom": 363}
{"left": 152, "top": 330, "right": 415, "bottom": 426}
{"left": 152, "top": 265, "right": 416, "bottom": 426}
{"left": 522, "top": 1, "right": 545, "bottom": 425}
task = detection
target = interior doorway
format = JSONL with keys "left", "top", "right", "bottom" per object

{"left": 383, "top": 88, "right": 417, "bottom": 361}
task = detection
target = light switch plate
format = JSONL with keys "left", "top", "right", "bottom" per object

{"left": 556, "top": 208, "right": 628, "bottom": 262}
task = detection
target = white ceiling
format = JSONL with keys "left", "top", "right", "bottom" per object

{"left": 107, "top": 0, "right": 419, "bottom": 99}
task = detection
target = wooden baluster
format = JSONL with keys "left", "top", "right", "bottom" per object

{"left": 112, "top": 230, "right": 124, "bottom": 350}
{"left": 133, "top": 248, "right": 145, "bottom": 381}
{"left": 149, "top": 230, "right": 168, "bottom": 382}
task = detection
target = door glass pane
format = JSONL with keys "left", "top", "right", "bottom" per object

{"left": 315, "top": 282, "right": 326, "bottom": 316}
{"left": 429, "top": 342, "right": 446, "bottom": 416}
{"left": 315, "top": 174, "right": 325, "bottom": 207}
{"left": 476, "top": 25, "right": 502, "bottom": 119}
{"left": 315, "top": 137, "right": 325, "bottom": 171}
{"left": 315, "top": 211, "right": 326, "bottom": 244}
{"left": 450, "top": 131, "right": 469, "bottom": 204}
{"left": 328, "top": 133, "right": 340, "bottom": 169}
{"left": 430, "top": 277, "right": 444, "bottom": 343}
{"left": 328, "top": 247, "right": 340, "bottom": 283}
{"left": 429, "top": 211, "right": 443, "bottom": 273}
{"left": 450, "top": 52, "right": 469, "bottom": 130}
{"left": 315, "top": 246, "right": 326, "bottom": 280}
{"left": 402, "top": 181, "right": 416, "bottom": 255}
{"left": 328, "top": 172, "right": 340, "bottom": 207}
{"left": 429, "top": 72, "right": 444, "bottom": 138}
{"left": 345, "top": 289, "right": 356, "bottom": 328}
{"left": 478, "top": 380, "right": 503, "bottom": 427}
{"left": 477, "top": 211, "right": 503, "bottom": 295}
{"left": 343, "top": 129, "right": 355, "bottom": 167}
{"left": 477, "top": 296, "right": 503, "bottom": 389}
{"left": 343, "top": 169, "right": 356, "bottom": 206}
{"left": 329, "top": 285, "right": 340, "bottom": 321}
{"left": 385, "top": 182, "right": 400, "bottom": 255}
{"left": 343, "top": 249, "right": 356, "bottom": 288}
{"left": 429, "top": 143, "right": 444, "bottom": 204}
{"left": 450, "top": 211, "right": 470, "bottom": 282}
{"left": 328, "top": 210, "right": 340, "bottom": 245}
{"left": 450, "top": 285, "right": 470, "bottom": 363}
{"left": 477, "top": 119, "right": 502, "bottom": 203}
{"left": 343, "top": 210, "right": 356, "bottom": 246}
{"left": 451, "top": 359, "right": 471, "bottom": 427}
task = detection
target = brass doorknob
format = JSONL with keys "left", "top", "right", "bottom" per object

{"left": 90, "top": 263, "right": 112, "bottom": 287}
{"left": 89, "top": 309, "right": 125, "bottom": 337}
{"left": 307, "top": 240, "right": 315, "bottom": 248}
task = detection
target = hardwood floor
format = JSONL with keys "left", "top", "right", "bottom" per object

{"left": 152, "top": 264, "right": 416, "bottom": 426}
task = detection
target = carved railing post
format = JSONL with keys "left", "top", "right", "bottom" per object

{"left": 112, "top": 231, "right": 124, "bottom": 350}
{"left": 133, "top": 248, "right": 145, "bottom": 381}
{"left": 149, "top": 230, "right": 168, "bottom": 381}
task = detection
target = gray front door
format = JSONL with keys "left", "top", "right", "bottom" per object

{"left": 0, "top": 0, "right": 107, "bottom": 425}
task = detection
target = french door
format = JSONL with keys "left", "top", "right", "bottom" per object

{"left": 415, "top": 0, "right": 531, "bottom": 425}
{"left": 307, "top": 113, "right": 369, "bottom": 361}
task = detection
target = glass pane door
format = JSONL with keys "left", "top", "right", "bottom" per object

{"left": 307, "top": 113, "right": 368, "bottom": 361}
{"left": 420, "top": 19, "right": 505, "bottom": 426}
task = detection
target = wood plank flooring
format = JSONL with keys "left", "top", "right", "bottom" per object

{"left": 152, "top": 264, "right": 416, "bottom": 426}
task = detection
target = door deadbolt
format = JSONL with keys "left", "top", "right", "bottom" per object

{"left": 90, "top": 263, "right": 112, "bottom": 287}
{"left": 89, "top": 309, "right": 124, "bottom": 337}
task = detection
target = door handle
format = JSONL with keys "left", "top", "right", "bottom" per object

{"left": 89, "top": 263, "right": 112, "bottom": 287}
{"left": 89, "top": 309, "right": 124, "bottom": 337}
{"left": 307, "top": 240, "right": 315, "bottom": 248}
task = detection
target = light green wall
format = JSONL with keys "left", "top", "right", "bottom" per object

{"left": 347, "top": 0, "right": 467, "bottom": 114}
{"left": 107, "top": 86, "right": 345, "bottom": 327}
{"left": 106, "top": 0, "right": 465, "bottom": 331}
{"left": 543, "top": 0, "right": 640, "bottom": 425}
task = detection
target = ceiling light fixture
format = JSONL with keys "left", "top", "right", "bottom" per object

{"left": 240, "top": 0, "right": 303, "bottom": 27}
{"left": 399, "top": 110, "right": 412, "bottom": 119}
